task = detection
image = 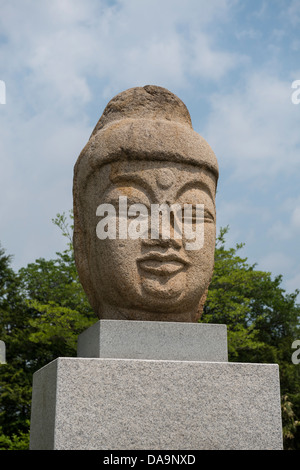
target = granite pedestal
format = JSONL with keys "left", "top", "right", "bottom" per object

{"left": 77, "top": 320, "right": 228, "bottom": 362}
{"left": 30, "top": 321, "right": 283, "bottom": 450}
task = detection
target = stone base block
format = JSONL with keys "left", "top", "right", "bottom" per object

{"left": 30, "top": 357, "right": 283, "bottom": 450}
{"left": 77, "top": 320, "right": 228, "bottom": 362}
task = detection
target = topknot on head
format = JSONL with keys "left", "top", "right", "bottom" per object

{"left": 90, "top": 85, "right": 193, "bottom": 138}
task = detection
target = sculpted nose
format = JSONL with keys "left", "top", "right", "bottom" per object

{"left": 142, "top": 212, "right": 183, "bottom": 249}
{"left": 142, "top": 235, "right": 182, "bottom": 250}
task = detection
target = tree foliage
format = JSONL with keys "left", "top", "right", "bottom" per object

{"left": 0, "top": 220, "right": 299, "bottom": 449}
{"left": 0, "top": 214, "right": 95, "bottom": 449}
{"left": 201, "top": 226, "right": 300, "bottom": 448}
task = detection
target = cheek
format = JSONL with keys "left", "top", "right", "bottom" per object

{"left": 89, "top": 237, "right": 145, "bottom": 306}
{"left": 93, "top": 238, "right": 142, "bottom": 281}
{"left": 185, "top": 224, "right": 216, "bottom": 278}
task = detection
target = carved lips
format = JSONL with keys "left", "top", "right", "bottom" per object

{"left": 137, "top": 252, "right": 190, "bottom": 276}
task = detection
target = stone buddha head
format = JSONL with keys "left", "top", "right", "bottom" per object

{"left": 73, "top": 85, "right": 218, "bottom": 322}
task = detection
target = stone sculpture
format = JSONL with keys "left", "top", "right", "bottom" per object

{"left": 73, "top": 85, "right": 219, "bottom": 322}
{"left": 30, "top": 87, "right": 283, "bottom": 452}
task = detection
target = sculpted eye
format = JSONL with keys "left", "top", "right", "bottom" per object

{"left": 178, "top": 205, "right": 215, "bottom": 224}
{"left": 204, "top": 208, "right": 215, "bottom": 223}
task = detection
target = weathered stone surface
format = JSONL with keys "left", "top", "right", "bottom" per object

{"left": 73, "top": 86, "right": 219, "bottom": 322}
{"left": 29, "top": 357, "right": 283, "bottom": 450}
{"left": 77, "top": 320, "right": 228, "bottom": 362}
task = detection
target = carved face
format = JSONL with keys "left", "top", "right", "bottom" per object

{"left": 81, "top": 160, "right": 217, "bottom": 321}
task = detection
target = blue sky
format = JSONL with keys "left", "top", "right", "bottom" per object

{"left": 0, "top": 0, "right": 300, "bottom": 297}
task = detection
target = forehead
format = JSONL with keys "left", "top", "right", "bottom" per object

{"left": 92, "top": 160, "right": 217, "bottom": 201}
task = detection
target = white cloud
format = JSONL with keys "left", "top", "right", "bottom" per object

{"left": 188, "top": 32, "right": 240, "bottom": 81}
{"left": 257, "top": 250, "right": 300, "bottom": 296}
{"left": 0, "top": 0, "right": 244, "bottom": 270}
{"left": 259, "top": 251, "right": 294, "bottom": 274}
{"left": 286, "top": 0, "right": 300, "bottom": 26}
{"left": 291, "top": 206, "right": 300, "bottom": 231}
{"left": 265, "top": 196, "right": 300, "bottom": 241}
{"left": 285, "top": 272, "right": 300, "bottom": 293}
{"left": 0, "top": 0, "right": 241, "bottom": 99}
{"left": 0, "top": 0, "right": 299, "bottom": 303}
{"left": 204, "top": 70, "right": 300, "bottom": 182}
{"left": 251, "top": 0, "right": 268, "bottom": 19}
{"left": 235, "top": 29, "right": 262, "bottom": 40}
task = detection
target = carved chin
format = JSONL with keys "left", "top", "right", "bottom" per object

{"left": 141, "top": 271, "right": 186, "bottom": 301}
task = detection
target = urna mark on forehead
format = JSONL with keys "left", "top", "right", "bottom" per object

{"left": 104, "top": 160, "right": 217, "bottom": 204}
{"left": 81, "top": 162, "right": 217, "bottom": 217}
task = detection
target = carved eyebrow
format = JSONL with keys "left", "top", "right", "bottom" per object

{"left": 103, "top": 191, "right": 151, "bottom": 209}
{"left": 109, "top": 173, "right": 156, "bottom": 202}
{"left": 176, "top": 180, "right": 215, "bottom": 201}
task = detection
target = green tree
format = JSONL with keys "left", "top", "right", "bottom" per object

{"left": 23, "top": 212, "right": 95, "bottom": 354}
{"left": 0, "top": 220, "right": 299, "bottom": 449}
{"left": 0, "top": 214, "right": 95, "bottom": 449}
{"left": 201, "top": 226, "right": 300, "bottom": 449}
{"left": 0, "top": 243, "right": 33, "bottom": 449}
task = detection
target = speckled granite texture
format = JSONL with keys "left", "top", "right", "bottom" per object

{"left": 77, "top": 320, "right": 228, "bottom": 362}
{"left": 30, "top": 357, "right": 283, "bottom": 450}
